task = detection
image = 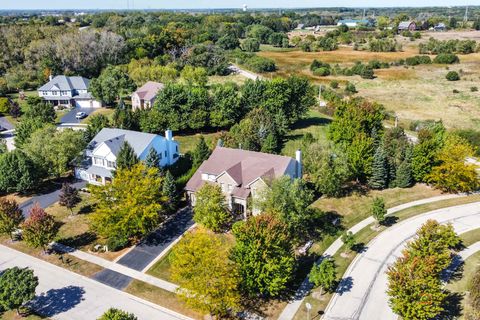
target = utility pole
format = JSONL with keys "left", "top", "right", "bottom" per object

{"left": 318, "top": 85, "right": 322, "bottom": 106}
{"left": 464, "top": 6, "right": 469, "bottom": 23}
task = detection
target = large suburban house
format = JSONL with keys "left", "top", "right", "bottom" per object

{"left": 38, "top": 75, "right": 101, "bottom": 108}
{"left": 131, "top": 81, "right": 164, "bottom": 111}
{"left": 75, "top": 128, "right": 179, "bottom": 185}
{"left": 185, "top": 147, "right": 302, "bottom": 219}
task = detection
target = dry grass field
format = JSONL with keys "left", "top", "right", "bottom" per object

{"left": 259, "top": 31, "right": 480, "bottom": 130}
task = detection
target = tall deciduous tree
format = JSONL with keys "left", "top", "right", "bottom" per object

{"left": 231, "top": 213, "right": 295, "bottom": 297}
{"left": 90, "top": 65, "right": 135, "bottom": 105}
{"left": 0, "top": 150, "right": 38, "bottom": 193}
{"left": 309, "top": 258, "right": 337, "bottom": 295}
{"left": 193, "top": 184, "right": 230, "bottom": 232}
{"left": 371, "top": 197, "right": 386, "bottom": 226}
{"left": 90, "top": 163, "right": 166, "bottom": 241}
{"left": 58, "top": 183, "right": 81, "bottom": 215}
{"left": 0, "top": 198, "right": 23, "bottom": 240}
{"left": 116, "top": 141, "right": 139, "bottom": 170}
{"left": 0, "top": 267, "right": 38, "bottom": 315}
{"left": 170, "top": 228, "right": 240, "bottom": 316}
{"left": 98, "top": 308, "right": 138, "bottom": 320}
{"left": 22, "top": 203, "right": 59, "bottom": 252}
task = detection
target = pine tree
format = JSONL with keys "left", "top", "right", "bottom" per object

{"left": 116, "top": 141, "right": 138, "bottom": 170}
{"left": 368, "top": 143, "right": 388, "bottom": 189}
{"left": 395, "top": 158, "right": 414, "bottom": 188}
{"left": 58, "top": 183, "right": 81, "bottom": 215}
{"left": 163, "top": 170, "right": 178, "bottom": 212}
{"left": 145, "top": 147, "right": 161, "bottom": 169}
{"left": 192, "top": 136, "right": 210, "bottom": 167}
{"left": 260, "top": 133, "right": 278, "bottom": 154}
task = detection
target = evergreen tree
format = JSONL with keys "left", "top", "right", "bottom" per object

{"left": 192, "top": 136, "right": 211, "bottom": 167}
{"left": 144, "top": 147, "right": 161, "bottom": 169}
{"left": 260, "top": 133, "right": 278, "bottom": 154}
{"left": 116, "top": 141, "right": 138, "bottom": 170}
{"left": 58, "top": 183, "right": 81, "bottom": 215}
{"left": 368, "top": 143, "right": 388, "bottom": 189}
{"left": 163, "top": 170, "right": 178, "bottom": 212}
{"left": 395, "top": 147, "right": 414, "bottom": 188}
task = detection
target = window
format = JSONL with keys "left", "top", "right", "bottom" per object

{"left": 221, "top": 183, "right": 225, "bottom": 192}
{"left": 93, "top": 157, "right": 104, "bottom": 166}
{"left": 176, "top": 145, "right": 178, "bottom": 152}
{"left": 107, "top": 161, "right": 116, "bottom": 168}
{"left": 164, "top": 151, "right": 167, "bottom": 157}
{"left": 228, "top": 184, "right": 233, "bottom": 192}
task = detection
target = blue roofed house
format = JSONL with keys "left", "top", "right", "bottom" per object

{"left": 75, "top": 128, "right": 180, "bottom": 185}
{"left": 38, "top": 75, "right": 101, "bottom": 108}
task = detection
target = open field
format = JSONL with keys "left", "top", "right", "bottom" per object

{"left": 259, "top": 31, "right": 480, "bottom": 130}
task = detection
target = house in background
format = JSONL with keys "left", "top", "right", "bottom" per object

{"left": 131, "top": 81, "right": 165, "bottom": 111}
{"left": 398, "top": 21, "right": 417, "bottom": 32}
{"left": 75, "top": 128, "right": 179, "bottom": 185}
{"left": 434, "top": 23, "right": 447, "bottom": 32}
{"left": 185, "top": 147, "right": 302, "bottom": 219}
{"left": 38, "top": 75, "right": 101, "bottom": 108}
{"left": 337, "top": 19, "right": 375, "bottom": 28}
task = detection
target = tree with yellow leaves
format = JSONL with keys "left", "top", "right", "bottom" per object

{"left": 90, "top": 163, "right": 166, "bottom": 243}
{"left": 169, "top": 228, "right": 240, "bottom": 317}
{"left": 427, "top": 134, "right": 479, "bottom": 193}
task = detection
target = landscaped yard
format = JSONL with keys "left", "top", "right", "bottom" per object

{"left": 174, "top": 131, "right": 221, "bottom": 154}
{"left": 81, "top": 108, "right": 116, "bottom": 124}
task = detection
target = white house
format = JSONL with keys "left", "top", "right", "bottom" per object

{"left": 38, "top": 75, "right": 101, "bottom": 108}
{"left": 131, "top": 81, "right": 164, "bottom": 111}
{"left": 75, "top": 128, "right": 179, "bottom": 185}
{"left": 185, "top": 147, "right": 301, "bottom": 219}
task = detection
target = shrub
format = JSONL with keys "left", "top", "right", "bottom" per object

{"left": 313, "top": 67, "right": 331, "bottom": 76}
{"left": 446, "top": 71, "right": 460, "bottom": 81}
{"left": 330, "top": 80, "right": 339, "bottom": 89}
{"left": 241, "top": 38, "right": 260, "bottom": 52}
{"left": 405, "top": 55, "right": 432, "bottom": 66}
{"left": 0, "top": 98, "right": 9, "bottom": 114}
{"left": 244, "top": 56, "right": 276, "bottom": 73}
{"left": 345, "top": 82, "right": 357, "bottom": 94}
{"left": 433, "top": 53, "right": 460, "bottom": 64}
{"left": 471, "top": 86, "right": 478, "bottom": 92}
{"left": 106, "top": 234, "right": 129, "bottom": 251}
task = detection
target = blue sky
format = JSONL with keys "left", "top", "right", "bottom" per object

{"left": 2, "top": 0, "right": 478, "bottom": 10}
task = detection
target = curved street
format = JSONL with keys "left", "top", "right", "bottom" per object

{"left": 323, "top": 201, "right": 480, "bottom": 320}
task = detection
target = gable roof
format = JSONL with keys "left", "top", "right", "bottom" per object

{"left": 186, "top": 147, "right": 296, "bottom": 197}
{"left": 398, "top": 21, "right": 415, "bottom": 29}
{"left": 38, "top": 75, "right": 90, "bottom": 91}
{"left": 134, "top": 81, "right": 165, "bottom": 101}
{"left": 87, "top": 128, "right": 159, "bottom": 158}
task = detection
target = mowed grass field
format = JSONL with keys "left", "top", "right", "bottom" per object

{"left": 258, "top": 31, "right": 480, "bottom": 130}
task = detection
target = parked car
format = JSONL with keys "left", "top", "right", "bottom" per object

{"left": 75, "top": 111, "right": 87, "bottom": 119}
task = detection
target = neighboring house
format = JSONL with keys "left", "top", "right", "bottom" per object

{"left": 398, "top": 21, "right": 417, "bottom": 32}
{"left": 75, "top": 128, "right": 179, "bottom": 185}
{"left": 337, "top": 19, "right": 375, "bottom": 28}
{"left": 185, "top": 147, "right": 302, "bottom": 219}
{"left": 38, "top": 75, "right": 101, "bottom": 108}
{"left": 434, "top": 23, "right": 446, "bottom": 32}
{"left": 131, "top": 81, "right": 165, "bottom": 111}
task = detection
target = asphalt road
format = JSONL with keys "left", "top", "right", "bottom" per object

{"left": 20, "top": 181, "right": 87, "bottom": 216}
{"left": 60, "top": 107, "right": 97, "bottom": 123}
{"left": 0, "top": 245, "right": 192, "bottom": 320}
{"left": 323, "top": 202, "right": 480, "bottom": 320}
{"left": 117, "top": 208, "right": 194, "bottom": 271}
{"left": 0, "top": 116, "right": 14, "bottom": 130}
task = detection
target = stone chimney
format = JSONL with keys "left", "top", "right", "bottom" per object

{"left": 295, "top": 149, "right": 302, "bottom": 178}
{"left": 165, "top": 129, "right": 173, "bottom": 141}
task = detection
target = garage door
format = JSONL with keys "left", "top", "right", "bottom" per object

{"left": 75, "top": 100, "right": 92, "bottom": 108}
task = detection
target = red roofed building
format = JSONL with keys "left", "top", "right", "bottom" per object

{"left": 131, "top": 81, "right": 165, "bottom": 111}
{"left": 185, "top": 146, "right": 302, "bottom": 219}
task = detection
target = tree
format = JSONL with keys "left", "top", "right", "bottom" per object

{"left": 144, "top": 147, "right": 161, "bottom": 169}
{"left": 466, "top": 267, "right": 480, "bottom": 320}
{"left": 116, "top": 141, "right": 139, "bottom": 170}
{"left": 170, "top": 228, "right": 240, "bottom": 316}
{"left": 23, "top": 96, "right": 56, "bottom": 123}
{"left": 231, "top": 213, "right": 295, "bottom": 297}
{"left": 0, "top": 267, "right": 38, "bottom": 315}
{"left": 162, "top": 170, "right": 178, "bottom": 213}
{"left": 193, "top": 184, "right": 230, "bottom": 232}
{"left": 14, "top": 117, "right": 45, "bottom": 148}
{"left": 180, "top": 66, "right": 208, "bottom": 87}
{"left": 241, "top": 38, "right": 260, "bottom": 52}
{"left": 23, "top": 125, "right": 86, "bottom": 178}
{"left": 22, "top": 203, "right": 59, "bottom": 252}
{"left": 90, "top": 65, "right": 135, "bottom": 105}
{"left": 412, "top": 123, "right": 446, "bottom": 182}
{"left": 192, "top": 136, "right": 210, "bottom": 167}
{"left": 0, "top": 150, "right": 39, "bottom": 193}
{"left": 309, "top": 258, "right": 337, "bottom": 295}
{"left": 0, "top": 198, "right": 24, "bottom": 240}
{"left": 371, "top": 197, "right": 387, "bottom": 226}
{"left": 394, "top": 146, "right": 414, "bottom": 188}
{"left": 210, "top": 82, "right": 242, "bottom": 128}
{"left": 341, "top": 231, "right": 356, "bottom": 252}
{"left": 427, "top": 134, "right": 479, "bottom": 193}
{"left": 368, "top": 143, "right": 389, "bottom": 189}
{"left": 90, "top": 163, "right": 166, "bottom": 241}
{"left": 9, "top": 101, "right": 21, "bottom": 119}
{"left": 84, "top": 114, "right": 110, "bottom": 142}
{"left": 97, "top": 308, "right": 138, "bottom": 320}
{"left": 59, "top": 183, "right": 81, "bottom": 215}
{"left": 217, "top": 33, "right": 240, "bottom": 50}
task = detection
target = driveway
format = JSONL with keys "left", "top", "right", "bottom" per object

{"left": 323, "top": 202, "right": 480, "bottom": 320}
{"left": 20, "top": 180, "right": 87, "bottom": 216}
{"left": 60, "top": 107, "right": 96, "bottom": 124}
{"left": 0, "top": 245, "right": 192, "bottom": 320}
{"left": 0, "top": 116, "right": 14, "bottom": 130}
{"left": 117, "top": 208, "right": 194, "bottom": 271}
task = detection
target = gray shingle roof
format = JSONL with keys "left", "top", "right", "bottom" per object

{"left": 38, "top": 75, "right": 90, "bottom": 91}
{"left": 87, "top": 128, "right": 158, "bottom": 157}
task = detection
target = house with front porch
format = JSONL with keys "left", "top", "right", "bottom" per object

{"left": 38, "top": 75, "right": 101, "bottom": 108}
{"left": 75, "top": 128, "right": 179, "bottom": 185}
{"left": 185, "top": 147, "right": 302, "bottom": 219}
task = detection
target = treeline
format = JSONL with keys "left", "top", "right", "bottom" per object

{"left": 419, "top": 38, "right": 479, "bottom": 55}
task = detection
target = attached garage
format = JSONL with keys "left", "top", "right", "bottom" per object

{"left": 75, "top": 99, "right": 101, "bottom": 108}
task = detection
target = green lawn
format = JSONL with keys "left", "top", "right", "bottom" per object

{"left": 0, "top": 310, "right": 48, "bottom": 320}
{"left": 175, "top": 132, "right": 220, "bottom": 154}
{"left": 146, "top": 250, "right": 173, "bottom": 282}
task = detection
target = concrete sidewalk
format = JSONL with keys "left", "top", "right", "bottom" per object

{"left": 278, "top": 192, "right": 473, "bottom": 320}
